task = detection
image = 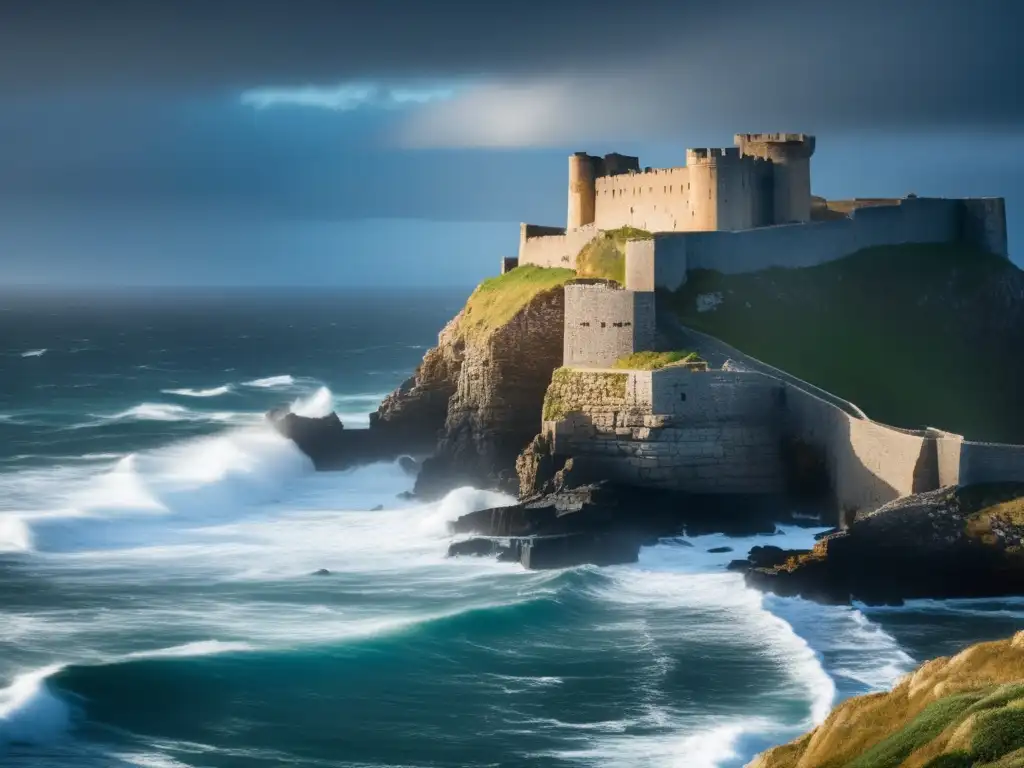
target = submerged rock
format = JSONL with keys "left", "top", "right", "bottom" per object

{"left": 745, "top": 483, "right": 1024, "bottom": 605}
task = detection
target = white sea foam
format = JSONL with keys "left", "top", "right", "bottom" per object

{"left": 5, "top": 424, "right": 313, "bottom": 553}
{"left": 244, "top": 375, "right": 294, "bottom": 388}
{"left": 289, "top": 386, "right": 334, "bottom": 418}
{"left": 20, "top": 348, "right": 47, "bottom": 358}
{"left": 548, "top": 718, "right": 773, "bottom": 768}
{"left": 0, "top": 514, "right": 33, "bottom": 553}
{"left": 161, "top": 385, "right": 232, "bottom": 398}
{"left": 123, "top": 640, "right": 255, "bottom": 660}
{"left": 0, "top": 665, "right": 70, "bottom": 748}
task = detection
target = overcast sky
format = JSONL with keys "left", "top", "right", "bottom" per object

{"left": 1, "top": 0, "right": 1021, "bottom": 286}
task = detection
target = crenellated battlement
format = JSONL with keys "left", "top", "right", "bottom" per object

{"left": 685, "top": 147, "right": 743, "bottom": 165}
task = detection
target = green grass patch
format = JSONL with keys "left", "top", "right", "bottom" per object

{"left": 542, "top": 368, "right": 627, "bottom": 421}
{"left": 970, "top": 707, "right": 1024, "bottom": 762}
{"left": 612, "top": 350, "right": 703, "bottom": 370}
{"left": 664, "top": 242, "right": 1024, "bottom": 441}
{"left": 847, "top": 692, "right": 985, "bottom": 768}
{"left": 575, "top": 226, "right": 653, "bottom": 284}
{"left": 460, "top": 265, "right": 575, "bottom": 340}
{"left": 922, "top": 754, "right": 975, "bottom": 768}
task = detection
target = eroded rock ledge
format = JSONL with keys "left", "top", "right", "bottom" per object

{"left": 740, "top": 483, "right": 1024, "bottom": 605}
{"left": 446, "top": 480, "right": 787, "bottom": 570}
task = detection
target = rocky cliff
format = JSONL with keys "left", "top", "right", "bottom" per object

{"left": 371, "top": 266, "right": 573, "bottom": 498}
{"left": 747, "top": 631, "right": 1024, "bottom": 768}
{"left": 743, "top": 483, "right": 1024, "bottom": 605}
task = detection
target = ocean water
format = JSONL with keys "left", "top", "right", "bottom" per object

{"left": 1, "top": 288, "right": 1022, "bottom": 768}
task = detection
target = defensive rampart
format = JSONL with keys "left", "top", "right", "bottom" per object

{"left": 543, "top": 367, "right": 786, "bottom": 494}
{"left": 632, "top": 196, "right": 1007, "bottom": 289}
{"left": 518, "top": 224, "right": 600, "bottom": 269}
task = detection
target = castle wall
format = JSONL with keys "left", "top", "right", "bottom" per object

{"left": 519, "top": 225, "right": 600, "bottom": 269}
{"left": 959, "top": 441, "right": 1024, "bottom": 486}
{"left": 545, "top": 368, "right": 785, "bottom": 494}
{"left": 593, "top": 167, "right": 692, "bottom": 232}
{"left": 783, "top": 384, "right": 941, "bottom": 514}
{"left": 563, "top": 283, "right": 656, "bottom": 367}
{"left": 961, "top": 198, "right": 1009, "bottom": 258}
{"left": 648, "top": 197, "right": 968, "bottom": 281}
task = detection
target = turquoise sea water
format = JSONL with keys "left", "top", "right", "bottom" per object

{"left": 1, "top": 288, "right": 1022, "bottom": 768}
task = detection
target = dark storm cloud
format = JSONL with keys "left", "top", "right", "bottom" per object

{"left": 1, "top": 0, "right": 1021, "bottom": 137}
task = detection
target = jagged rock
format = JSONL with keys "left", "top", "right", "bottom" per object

{"left": 447, "top": 482, "right": 787, "bottom": 570}
{"left": 412, "top": 285, "right": 566, "bottom": 498}
{"left": 447, "top": 538, "right": 508, "bottom": 558}
{"left": 515, "top": 434, "right": 559, "bottom": 497}
{"left": 370, "top": 314, "right": 463, "bottom": 452}
{"left": 266, "top": 408, "right": 410, "bottom": 471}
{"left": 745, "top": 483, "right": 1024, "bottom": 605}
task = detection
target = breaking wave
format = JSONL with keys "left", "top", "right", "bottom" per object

{"left": 161, "top": 385, "right": 232, "bottom": 398}
{"left": 20, "top": 349, "right": 47, "bottom": 358}
{"left": 243, "top": 375, "right": 294, "bottom": 388}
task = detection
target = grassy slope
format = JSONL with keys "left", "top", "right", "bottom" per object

{"left": 612, "top": 350, "right": 702, "bottom": 370}
{"left": 665, "top": 243, "right": 1024, "bottom": 442}
{"left": 749, "top": 632, "right": 1024, "bottom": 768}
{"left": 575, "top": 226, "right": 653, "bottom": 283}
{"left": 459, "top": 265, "right": 575, "bottom": 340}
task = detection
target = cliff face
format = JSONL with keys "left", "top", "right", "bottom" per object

{"left": 371, "top": 267, "right": 571, "bottom": 498}
{"left": 370, "top": 313, "right": 464, "bottom": 452}
{"left": 413, "top": 285, "right": 566, "bottom": 497}
{"left": 748, "top": 631, "right": 1024, "bottom": 768}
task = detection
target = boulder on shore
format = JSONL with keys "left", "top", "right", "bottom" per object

{"left": 744, "top": 483, "right": 1024, "bottom": 605}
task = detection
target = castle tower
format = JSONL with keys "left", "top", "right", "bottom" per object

{"left": 735, "top": 133, "right": 816, "bottom": 224}
{"left": 567, "top": 153, "right": 598, "bottom": 229}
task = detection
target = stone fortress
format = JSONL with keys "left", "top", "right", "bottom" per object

{"left": 515, "top": 132, "right": 1008, "bottom": 288}
{"left": 516, "top": 132, "right": 1023, "bottom": 517}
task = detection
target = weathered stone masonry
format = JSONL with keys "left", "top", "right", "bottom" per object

{"left": 543, "top": 368, "right": 786, "bottom": 494}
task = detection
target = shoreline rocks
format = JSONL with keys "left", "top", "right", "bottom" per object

{"left": 266, "top": 408, "right": 424, "bottom": 471}
{"left": 446, "top": 481, "right": 795, "bottom": 570}
{"left": 741, "top": 483, "right": 1024, "bottom": 605}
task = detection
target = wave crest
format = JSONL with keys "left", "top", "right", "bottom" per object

{"left": 243, "top": 375, "right": 294, "bottom": 388}
{"left": 161, "top": 385, "right": 232, "bottom": 398}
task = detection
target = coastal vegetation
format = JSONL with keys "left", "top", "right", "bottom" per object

{"left": 542, "top": 368, "right": 627, "bottom": 421}
{"left": 666, "top": 242, "right": 1024, "bottom": 442}
{"left": 459, "top": 265, "right": 574, "bottom": 339}
{"left": 575, "top": 226, "right": 653, "bottom": 284}
{"left": 612, "top": 350, "right": 703, "bottom": 370}
{"left": 749, "top": 631, "right": 1024, "bottom": 768}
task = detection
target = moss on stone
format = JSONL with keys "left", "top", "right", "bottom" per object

{"left": 460, "top": 265, "right": 574, "bottom": 340}
{"left": 612, "top": 350, "right": 704, "bottom": 370}
{"left": 542, "top": 368, "right": 628, "bottom": 421}
{"left": 575, "top": 226, "right": 653, "bottom": 284}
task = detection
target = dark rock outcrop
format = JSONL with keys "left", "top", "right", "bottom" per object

{"left": 447, "top": 482, "right": 787, "bottom": 570}
{"left": 370, "top": 314, "right": 463, "bottom": 454}
{"left": 266, "top": 408, "right": 412, "bottom": 471}
{"left": 744, "top": 483, "right": 1024, "bottom": 605}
